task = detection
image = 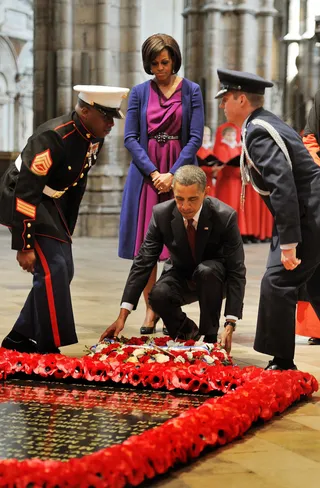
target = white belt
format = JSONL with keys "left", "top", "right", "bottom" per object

{"left": 15, "top": 154, "right": 66, "bottom": 199}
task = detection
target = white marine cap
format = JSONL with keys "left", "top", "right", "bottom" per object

{"left": 73, "top": 85, "right": 130, "bottom": 119}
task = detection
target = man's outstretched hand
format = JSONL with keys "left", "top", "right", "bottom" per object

{"left": 99, "top": 308, "right": 130, "bottom": 342}
{"left": 99, "top": 319, "right": 125, "bottom": 341}
{"left": 220, "top": 324, "right": 234, "bottom": 354}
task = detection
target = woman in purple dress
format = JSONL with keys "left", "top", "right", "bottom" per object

{"left": 119, "top": 34, "right": 204, "bottom": 334}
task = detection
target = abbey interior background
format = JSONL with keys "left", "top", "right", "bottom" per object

{"left": 1, "top": 0, "right": 320, "bottom": 237}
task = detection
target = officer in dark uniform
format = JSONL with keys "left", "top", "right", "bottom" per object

{"left": 0, "top": 84, "right": 129, "bottom": 353}
{"left": 215, "top": 68, "right": 320, "bottom": 370}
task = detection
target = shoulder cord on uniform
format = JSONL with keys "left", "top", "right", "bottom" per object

{"left": 240, "top": 118, "right": 293, "bottom": 209}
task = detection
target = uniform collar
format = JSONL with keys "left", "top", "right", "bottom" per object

{"left": 72, "top": 111, "right": 103, "bottom": 142}
{"left": 246, "top": 107, "right": 264, "bottom": 125}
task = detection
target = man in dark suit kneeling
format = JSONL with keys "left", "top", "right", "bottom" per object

{"left": 101, "top": 165, "right": 246, "bottom": 352}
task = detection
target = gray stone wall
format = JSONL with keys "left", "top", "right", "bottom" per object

{"left": 0, "top": 0, "right": 33, "bottom": 151}
{"left": 28, "top": 0, "right": 320, "bottom": 239}
{"left": 183, "top": 0, "right": 277, "bottom": 132}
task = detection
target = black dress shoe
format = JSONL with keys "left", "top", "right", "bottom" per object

{"left": 162, "top": 325, "right": 169, "bottom": 336}
{"left": 265, "top": 360, "right": 297, "bottom": 371}
{"left": 308, "top": 337, "right": 320, "bottom": 345}
{"left": 140, "top": 316, "right": 160, "bottom": 335}
{"left": 203, "top": 334, "right": 217, "bottom": 344}
{"left": 1, "top": 336, "right": 38, "bottom": 353}
{"left": 177, "top": 324, "right": 200, "bottom": 341}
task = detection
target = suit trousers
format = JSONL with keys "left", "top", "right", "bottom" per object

{"left": 255, "top": 259, "right": 320, "bottom": 360}
{"left": 148, "top": 259, "right": 225, "bottom": 340}
{"left": 13, "top": 235, "right": 77, "bottom": 352}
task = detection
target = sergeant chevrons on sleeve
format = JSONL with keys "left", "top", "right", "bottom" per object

{"left": 30, "top": 149, "right": 53, "bottom": 176}
{"left": 0, "top": 111, "right": 104, "bottom": 251}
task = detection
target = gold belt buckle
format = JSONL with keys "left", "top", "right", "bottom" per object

{"left": 52, "top": 190, "right": 65, "bottom": 199}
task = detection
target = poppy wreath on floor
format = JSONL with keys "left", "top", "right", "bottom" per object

{"left": 0, "top": 344, "right": 318, "bottom": 487}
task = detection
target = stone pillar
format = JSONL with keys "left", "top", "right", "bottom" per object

{"left": 33, "top": 0, "right": 51, "bottom": 127}
{"left": 201, "top": 0, "right": 223, "bottom": 132}
{"left": 257, "top": 0, "right": 277, "bottom": 109}
{"left": 55, "top": 0, "right": 73, "bottom": 114}
{"left": 234, "top": 0, "right": 259, "bottom": 73}
{"left": 80, "top": 0, "right": 142, "bottom": 238}
{"left": 183, "top": 0, "right": 201, "bottom": 83}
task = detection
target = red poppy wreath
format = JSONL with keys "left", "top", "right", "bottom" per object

{"left": 0, "top": 337, "right": 318, "bottom": 487}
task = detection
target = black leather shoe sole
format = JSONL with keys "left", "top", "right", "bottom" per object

{"left": 1, "top": 336, "right": 38, "bottom": 353}
{"left": 203, "top": 334, "right": 218, "bottom": 344}
{"left": 265, "top": 361, "right": 298, "bottom": 371}
{"left": 38, "top": 348, "right": 61, "bottom": 354}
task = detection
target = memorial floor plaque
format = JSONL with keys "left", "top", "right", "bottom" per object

{"left": 0, "top": 380, "right": 209, "bottom": 462}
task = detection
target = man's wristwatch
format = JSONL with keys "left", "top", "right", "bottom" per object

{"left": 224, "top": 320, "right": 236, "bottom": 331}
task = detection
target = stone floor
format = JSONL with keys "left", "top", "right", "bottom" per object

{"left": 1, "top": 226, "right": 320, "bottom": 486}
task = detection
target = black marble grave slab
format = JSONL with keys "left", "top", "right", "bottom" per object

{"left": 0, "top": 379, "right": 210, "bottom": 462}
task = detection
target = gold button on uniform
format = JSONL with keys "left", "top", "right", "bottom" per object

{"left": 84, "top": 164, "right": 88, "bottom": 168}
{"left": 73, "top": 182, "right": 78, "bottom": 186}
{"left": 80, "top": 173, "right": 84, "bottom": 178}
{"left": 68, "top": 166, "right": 72, "bottom": 170}
{"left": 26, "top": 244, "right": 31, "bottom": 249}
{"left": 86, "top": 133, "right": 91, "bottom": 139}
{"left": 27, "top": 223, "right": 31, "bottom": 228}
{"left": 27, "top": 234, "right": 31, "bottom": 238}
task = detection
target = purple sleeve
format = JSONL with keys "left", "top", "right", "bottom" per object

{"left": 170, "top": 83, "right": 204, "bottom": 174}
{"left": 124, "top": 85, "right": 158, "bottom": 176}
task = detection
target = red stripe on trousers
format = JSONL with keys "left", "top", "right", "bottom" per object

{"left": 34, "top": 242, "right": 61, "bottom": 347}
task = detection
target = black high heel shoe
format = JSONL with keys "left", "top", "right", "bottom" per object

{"left": 308, "top": 337, "right": 320, "bottom": 345}
{"left": 140, "top": 316, "right": 160, "bottom": 335}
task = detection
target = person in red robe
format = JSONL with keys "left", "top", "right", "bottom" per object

{"left": 196, "top": 126, "right": 221, "bottom": 196}
{"left": 296, "top": 90, "right": 320, "bottom": 345}
{"left": 214, "top": 122, "right": 273, "bottom": 242}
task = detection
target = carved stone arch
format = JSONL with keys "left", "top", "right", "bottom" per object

{"left": 0, "top": 35, "right": 18, "bottom": 94}
{"left": 0, "top": 35, "right": 18, "bottom": 150}
{"left": 16, "top": 39, "right": 34, "bottom": 149}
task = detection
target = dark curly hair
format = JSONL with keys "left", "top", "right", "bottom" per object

{"left": 141, "top": 33, "right": 182, "bottom": 75}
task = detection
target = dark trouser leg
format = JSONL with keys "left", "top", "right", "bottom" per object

{"left": 254, "top": 262, "right": 320, "bottom": 360}
{"left": 192, "top": 260, "right": 225, "bottom": 338}
{"left": 12, "top": 289, "right": 37, "bottom": 341}
{"left": 305, "top": 263, "right": 320, "bottom": 320}
{"left": 148, "top": 272, "right": 198, "bottom": 340}
{"left": 13, "top": 236, "right": 77, "bottom": 351}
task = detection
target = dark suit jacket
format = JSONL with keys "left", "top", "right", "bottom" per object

{"left": 244, "top": 107, "right": 320, "bottom": 267}
{"left": 121, "top": 197, "right": 246, "bottom": 318}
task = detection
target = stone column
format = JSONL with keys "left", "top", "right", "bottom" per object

{"left": 183, "top": 0, "right": 201, "bottom": 82}
{"left": 81, "top": 0, "right": 138, "bottom": 238}
{"left": 233, "top": 0, "right": 259, "bottom": 73}
{"left": 55, "top": 0, "right": 73, "bottom": 114}
{"left": 257, "top": 0, "right": 277, "bottom": 109}
{"left": 201, "top": 0, "right": 223, "bottom": 132}
{"left": 33, "top": 0, "right": 50, "bottom": 127}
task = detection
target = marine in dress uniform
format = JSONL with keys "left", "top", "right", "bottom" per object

{"left": 0, "top": 85, "right": 129, "bottom": 353}
{"left": 216, "top": 69, "right": 320, "bottom": 370}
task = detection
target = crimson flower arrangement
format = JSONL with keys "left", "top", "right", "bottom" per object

{"left": 0, "top": 338, "right": 318, "bottom": 487}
